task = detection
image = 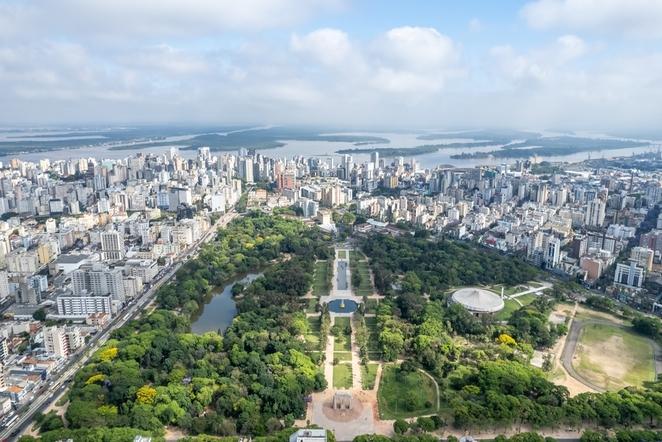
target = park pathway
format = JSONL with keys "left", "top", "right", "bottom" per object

{"left": 324, "top": 318, "right": 335, "bottom": 388}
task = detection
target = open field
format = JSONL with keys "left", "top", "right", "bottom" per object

{"left": 573, "top": 322, "right": 655, "bottom": 390}
{"left": 312, "top": 260, "right": 330, "bottom": 297}
{"left": 334, "top": 352, "right": 352, "bottom": 362}
{"left": 361, "top": 364, "right": 379, "bottom": 389}
{"left": 489, "top": 284, "right": 523, "bottom": 297}
{"left": 377, "top": 365, "right": 437, "bottom": 419}
{"left": 573, "top": 304, "right": 626, "bottom": 324}
{"left": 495, "top": 293, "right": 538, "bottom": 321}
{"left": 338, "top": 250, "right": 347, "bottom": 259}
{"left": 333, "top": 364, "right": 353, "bottom": 389}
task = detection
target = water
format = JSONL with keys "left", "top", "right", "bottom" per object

{"left": 1, "top": 130, "right": 658, "bottom": 169}
{"left": 327, "top": 299, "right": 358, "bottom": 314}
{"left": 190, "top": 273, "right": 262, "bottom": 334}
{"left": 337, "top": 261, "right": 348, "bottom": 290}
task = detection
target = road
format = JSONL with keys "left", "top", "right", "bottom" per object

{"left": 0, "top": 210, "right": 238, "bottom": 441}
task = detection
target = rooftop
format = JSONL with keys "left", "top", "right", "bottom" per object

{"left": 451, "top": 287, "right": 504, "bottom": 314}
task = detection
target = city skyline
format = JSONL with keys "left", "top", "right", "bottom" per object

{"left": 0, "top": 0, "right": 662, "bottom": 133}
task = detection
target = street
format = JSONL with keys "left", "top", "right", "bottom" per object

{"left": 0, "top": 210, "right": 238, "bottom": 441}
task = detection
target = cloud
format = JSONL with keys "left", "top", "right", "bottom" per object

{"left": 0, "top": 0, "right": 345, "bottom": 41}
{"left": 290, "top": 28, "right": 355, "bottom": 66}
{"left": 521, "top": 0, "right": 662, "bottom": 38}
{"left": 376, "top": 27, "right": 458, "bottom": 72}
{"left": 489, "top": 34, "right": 587, "bottom": 85}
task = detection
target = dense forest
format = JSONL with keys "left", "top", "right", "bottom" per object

{"left": 360, "top": 234, "right": 539, "bottom": 296}
{"left": 36, "top": 213, "right": 332, "bottom": 439}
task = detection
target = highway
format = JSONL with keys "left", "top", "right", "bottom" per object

{"left": 0, "top": 210, "right": 239, "bottom": 441}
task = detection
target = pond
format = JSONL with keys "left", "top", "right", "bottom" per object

{"left": 327, "top": 299, "right": 359, "bottom": 314}
{"left": 190, "top": 273, "right": 262, "bottom": 334}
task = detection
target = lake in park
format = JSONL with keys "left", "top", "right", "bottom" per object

{"left": 190, "top": 273, "right": 262, "bottom": 334}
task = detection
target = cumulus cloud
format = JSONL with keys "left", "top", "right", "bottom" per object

{"left": 290, "top": 28, "right": 355, "bottom": 66}
{"left": 521, "top": 0, "right": 662, "bottom": 38}
{"left": 489, "top": 34, "right": 588, "bottom": 85}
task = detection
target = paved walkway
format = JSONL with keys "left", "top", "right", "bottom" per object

{"left": 324, "top": 319, "right": 335, "bottom": 388}
{"left": 509, "top": 282, "right": 553, "bottom": 299}
{"left": 350, "top": 317, "right": 362, "bottom": 389}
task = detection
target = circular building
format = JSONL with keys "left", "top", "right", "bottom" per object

{"left": 451, "top": 287, "right": 504, "bottom": 315}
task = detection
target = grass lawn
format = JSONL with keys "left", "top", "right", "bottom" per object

{"left": 494, "top": 294, "right": 539, "bottom": 321}
{"left": 350, "top": 259, "right": 373, "bottom": 296}
{"left": 337, "top": 250, "right": 347, "bottom": 259}
{"left": 333, "top": 364, "right": 353, "bottom": 389}
{"left": 307, "top": 316, "right": 321, "bottom": 332}
{"left": 361, "top": 364, "right": 379, "bottom": 389}
{"left": 304, "top": 333, "right": 320, "bottom": 348}
{"left": 365, "top": 316, "right": 380, "bottom": 352}
{"left": 574, "top": 322, "right": 655, "bottom": 390}
{"left": 364, "top": 299, "right": 379, "bottom": 314}
{"left": 306, "top": 298, "right": 318, "bottom": 313}
{"left": 304, "top": 316, "right": 321, "bottom": 349}
{"left": 334, "top": 317, "right": 351, "bottom": 351}
{"left": 334, "top": 351, "right": 352, "bottom": 362}
{"left": 313, "top": 261, "right": 330, "bottom": 297}
{"left": 334, "top": 335, "right": 351, "bottom": 352}
{"left": 378, "top": 364, "right": 437, "bottom": 419}
{"left": 350, "top": 250, "right": 366, "bottom": 261}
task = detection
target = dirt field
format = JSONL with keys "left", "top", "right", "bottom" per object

{"left": 573, "top": 322, "right": 655, "bottom": 390}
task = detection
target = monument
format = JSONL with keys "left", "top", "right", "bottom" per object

{"left": 332, "top": 390, "right": 352, "bottom": 410}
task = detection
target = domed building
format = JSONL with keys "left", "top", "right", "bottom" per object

{"left": 451, "top": 287, "right": 504, "bottom": 315}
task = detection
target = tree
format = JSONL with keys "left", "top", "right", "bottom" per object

{"left": 351, "top": 270, "right": 363, "bottom": 289}
{"left": 393, "top": 419, "right": 409, "bottom": 435}
{"left": 416, "top": 416, "right": 436, "bottom": 432}
{"left": 136, "top": 385, "right": 157, "bottom": 405}
{"left": 32, "top": 308, "right": 47, "bottom": 321}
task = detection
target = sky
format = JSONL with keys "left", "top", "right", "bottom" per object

{"left": 1, "top": 0, "right": 662, "bottom": 133}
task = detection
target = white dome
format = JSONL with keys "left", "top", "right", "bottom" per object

{"left": 451, "top": 287, "right": 504, "bottom": 313}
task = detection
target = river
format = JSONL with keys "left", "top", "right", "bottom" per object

{"left": 1, "top": 130, "right": 659, "bottom": 169}
{"left": 190, "top": 273, "right": 262, "bottom": 334}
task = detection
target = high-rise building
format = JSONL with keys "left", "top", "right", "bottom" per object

{"left": 584, "top": 199, "right": 606, "bottom": 227}
{"left": 544, "top": 236, "right": 561, "bottom": 268}
{"left": 614, "top": 260, "right": 644, "bottom": 288}
{"left": 56, "top": 294, "right": 113, "bottom": 317}
{"left": 239, "top": 158, "right": 254, "bottom": 184}
{"left": 43, "top": 326, "right": 69, "bottom": 358}
{"left": 370, "top": 151, "right": 379, "bottom": 167}
{"left": 101, "top": 230, "right": 124, "bottom": 261}
{"left": 630, "top": 247, "right": 654, "bottom": 271}
{"left": 72, "top": 264, "right": 125, "bottom": 302}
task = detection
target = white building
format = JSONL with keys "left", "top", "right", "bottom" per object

{"left": 56, "top": 294, "right": 113, "bottom": 317}
{"left": 101, "top": 230, "right": 124, "bottom": 261}
{"left": 614, "top": 260, "right": 644, "bottom": 288}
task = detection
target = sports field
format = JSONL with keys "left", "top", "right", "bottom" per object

{"left": 573, "top": 322, "right": 656, "bottom": 391}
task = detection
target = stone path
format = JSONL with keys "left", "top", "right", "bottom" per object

{"left": 324, "top": 319, "right": 335, "bottom": 388}
{"left": 350, "top": 317, "right": 362, "bottom": 389}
